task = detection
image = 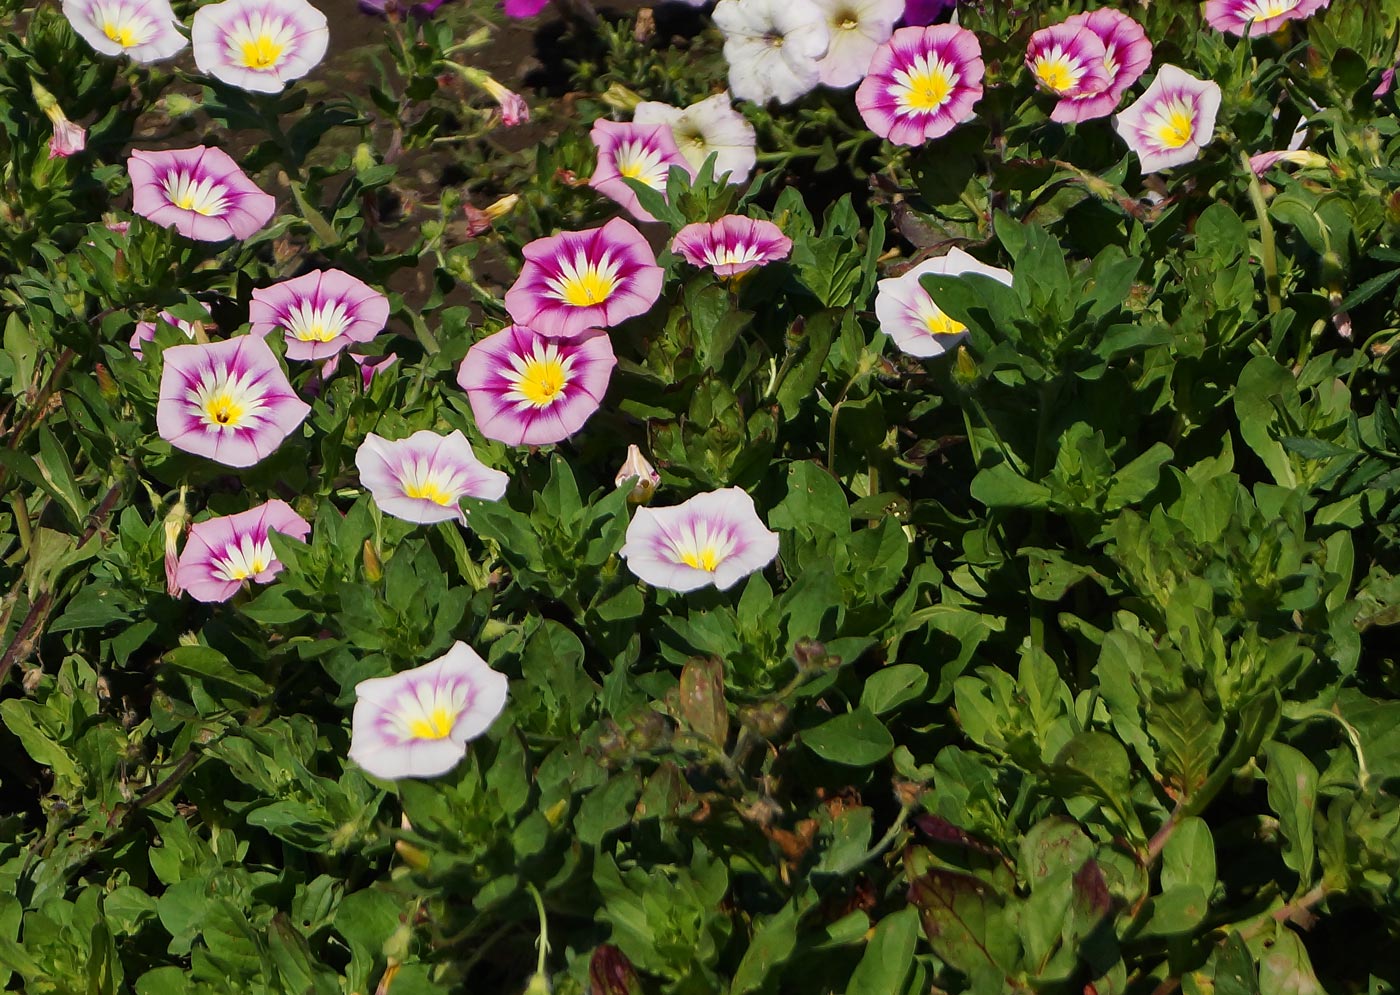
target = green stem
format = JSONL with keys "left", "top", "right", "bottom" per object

{"left": 1242, "top": 151, "right": 1282, "bottom": 314}
{"left": 525, "top": 882, "right": 549, "bottom": 978}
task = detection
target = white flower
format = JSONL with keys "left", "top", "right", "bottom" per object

{"left": 812, "top": 0, "right": 903, "bottom": 89}
{"left": 634, "top": 92, "right": 758, "bottom": 184}
{"left": 712, "top": 0, "right": 831, "bottom": 106}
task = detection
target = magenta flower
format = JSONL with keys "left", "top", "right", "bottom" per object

{"left": 130, "top": 305, "right": 212, "bottom": 359}
{"left": 619, "top": 487, "right": 780, "bottom": 593}
{"left": 900, "top": 0, "right": 954, "bottom": 25}
{"left": 1204, "top": 0, "right": 1329, "bottom": 36}
{"left": 62, "top": 0, "right": 187, "bottom": 62}
{"left": 456, "top": 326, "right": 615, "bottom": 447}
{"left": 504, "top": 219, "right": 664, "bottom": 338}
{"left": 191, "top": 0, "right": 329, "bottom": 94}
{"left": 874, "top": 247, "right": 1012, "bottom": 358}
{"left": 250, "top": 270, "right": 391, "bottom": 363}
{"left": 128, "top": 146, "right": 276, "bottom": 242}
{"left": 502, "top": 0, "right": 549, "bottom": 15}
{"left": 349, "top": 641, "right": 508, "bottom": 781}
{"left": 671, "top": 215, "right": 792, "bottom": 277}
{"left": 350, "top": 352, "right": 399, "bottom": 388}
{"left": 49, "top": 119, "right": 87, "bottom": 158}
{"left": 175, "top": 499, "right": 310, "bottom": 603}
{"left": 1114, "top": 65, "right": 1222, "bottom": 172}
{"left": 855, "top": 25, "right": 984, "bottom": 146}
{"left": 588, "top": 120, "right": 694, "bottom": 223}
{"left": 1050, "top": 9, "right": 1152, "bottom": 123}
{"left": 157, "top": 337, "right": 310, "bottom": 468}
{"left": 1025, "top": 21, "right": 1110, "bottom": 120}
{"left": 355, "top": 429, "right": 509, "bottom": 525}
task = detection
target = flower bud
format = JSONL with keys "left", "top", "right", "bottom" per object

{"left": 95, "top": 363, "right": 119, "bottom": 400}
{"left": 615, "top": 444, "right": 660, "bottom": 503}
{"left": 163, "top": 491, "right": 188, "bottom": 598}
{"left": 362, "top": 539, "right": 383, "bottom": 582}
{"left": 600, "top": 83, "right": 644, "bottom": 112}
{"left": 739, "top": 700, "right": 789, "bottom": 739}
{"left": 352, "top": 143, "right": 377, "bottom": 174}
{"left": 394, "top": 838, "right": 430, "bottom": 870}
{"left": 952, "top": 345, "right": 978, "bottom": 386}
{"left": 792, "top": 637, "right": 828, "bottom": 670}
{"left": 164, "top": 93, "right": 201, "bottom": 118}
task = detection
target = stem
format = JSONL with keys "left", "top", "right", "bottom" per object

{"left": 525, "top": 882, "right": 549, "bottom": 978}
{"left": 1242, "top": 151, "right": 1282, "bottom": 314}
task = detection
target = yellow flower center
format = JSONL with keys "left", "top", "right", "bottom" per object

{"left": 240, "top": 33, "right": 284, "bottom": 69}
{"left": 925, "top": 307, "right": 965, "bottom": 338}
{"left": 212, "top": 535, "right": 276, "bottom": 582}
{"left": 407, "top": 706, "right": 456, "bottom": 740}
{"left": 680, "top": 546, "right": 721, "bottom": 571}
{"left": 897, "top": 56, "right": 956, "bottom": 113}
{"left": 1154, "top": 102, "right": 1196, "bottom": 149}
{"left": 286, "top": 301, "right": 350, "bottom": 343}
{"left": 204, "top": 393, "right": 245, "bottom": 428}
{"left": 838, "top": 14, "right": 858, "bottom": 29}
{"left": 1032, "top": 54, "right": 1077, "bottom": 95}
{"left": 103, "top": 20, "right": 137, "bottom": 46}
{"left": 516, "top": 355, "right": 569, "bottom": 406}
{"left": 403, "top": 480, "right": 456, "bottom": 506}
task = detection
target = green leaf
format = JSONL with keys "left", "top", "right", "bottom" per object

{"left": 846, "top": 907, "right": 919, "bottom": 995}
{"left": 859, "top": 664, "right": 929, "bottom": 715}
{"left": 729, "top": 899, "right": 800, "bottom": 995}
{"left": 907, "top": 868, "right": 1015, "bottom": 978}
{"left": 970, "top": 462, "right": 1049, "bottom": 509}
{"left": 1264, "top": 742, "right": 1319, "bottom": 888}
{"left": 1161, "top": 817, "right": 1216, "bottom": 895}
{"left": 0, "top": 700, "right": 80, "bottom": 786}
{"left": 162, "top": 645, "right": 271, "bottom": 697}
{"left": 768, "top": 461, "right": 850, "bottom": 537}
{"left": 803, "top": 709, "right": 895, "bottom": 766}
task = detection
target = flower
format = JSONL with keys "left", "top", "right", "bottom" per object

{"left": 349, "top": 352, "right": 399, "bottom": 388}
{"left": 130, "top": 305, "right": 212, "bottom": 359}
{"left": 250, "top": 269, "right": 391, "bottom": 362}
{"left": 1048, "top": 9, "right": 1152, "bottom": 123}
{"left": 813, "top": 0, "right": 903, "bottom": 89}
{"left": 349, "top": 641, "right": 509, "bottom": 780}
{"left": 62, "top": 0, "right": 187, "bottom": 62}
{"left": 34, "top": 82, "right": 88, "bottom": 158}
{"left": 128, "top": 146, "right": 277, "bottom": 242}
{"left": 446, "top": 64, "right": 530, "bottom": 126}
{"left": 456, "top": 326, "right": 616, "bottom": 447}
{"left": 1025, "top": 21, "right": 1109, "bottom": 118}
{"left": 855, "top": 25, "right": 984, "bottom": 146}
{"left": 619, "top": 487, "right": 780, "bottom": 592}
{"left": 671, "top": 215, "right": 792, "bottom": 277}
{"left": 1114, "top": 65, "right": 1222, "bottom": 173}
{"left": 1248, "top": 149, "right": 1328, "bottom": 174}
{"left": 588, "top": 120, "right": 694, "bottom": 223}
{"left": 615, "top": 445, "right": 660, "bottom": 503}
{"left": 900, "top": 0, "right": 954, "bottom": 25}
{"left": 633, "top": 93, "right": 758, "bottom": 185}
{"left": 504, "top": 218, "right": 664, "bottom": 338}
{"left": 502, "top": 0, "right": 549, "bottom": 14}
{"left": 874, "top": 247, "right": 1012, "bottom": 358}
{"left": 355, "top": 429, "right": 509, "bottom": 525}
{"left": 712, "top": 0, "right": 831, "bottom": 105}
{"left": 158, "top": 337, "right": 309, "bottom": 467}
{"left": 175, "top": 499, "right": 310, "bottom": 603}
{"left": 1204, "top": 0, "right": 1330, "bottom": 36}
{"left": 191, "top": 0, "right": 329, "bottom": 94}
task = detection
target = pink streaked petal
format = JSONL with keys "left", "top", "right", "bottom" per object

{"left": 618, "top": 486, "right": 778, "bottom": 593}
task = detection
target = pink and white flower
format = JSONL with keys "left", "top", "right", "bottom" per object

{"left": 157, "top": 336, "right": 310, "bottom": 468}
{"left": 128, "top": 146, "right": 276, "bottom": 242}
{"left": 130, "top": 305, "right": 212, "bottom": 359}
{"left": 1204, "top": 0, "right": 1330, "bottom": 36}
{"left": 874, "top": 247, "right": 1012, "bottom": 358}
{"left": 175, "top": 499, "right": 310, "bottom": 603}
{"left": 355, "top": 429, "right": 509, "bottom": 525}
{"left": 619, "top": 487, "right": 780, "bottom": 592}
{"left": 813, "top": 0, "right": 903, "bottom": 89}
{"left": 588, "top": 120, "right": 694, "bottom": 223}
{"left": 62, "top": 0, "right": 187, "bottom": 62}
{"left": 250, "top": 269, "right": 391, "bottom": 362}
{"left": 504, "top": 218, "right": 664, "bottom": 339}
{"left": 349, "top": 641, "right": 509, "bottom": 780}
{"left": 671, "top": 215, "right": 792, "bottom": 277}
{"left": 191, "top": 0, "right": 329, "bottom": 94}
{"left": 1248, "top": 149, "right": 1328, "bottom": 174}
{"left": 456, "top": 325, "right": 616, "bottom": 447}
{"left": 712, "top": 0, "right": 831, "bottom": 105}
{"left": 1025, "top": 21, "right": 1110, "bottom": 119}
{"left": 855, "top": 24, "right": 984, "bottom": 146}
{"left": 1045, "top": 9, "right": 1152, "bottom": 123}
{"left": 634, "top": 93, "right": 757, "bottom": 184}
{"left": 1114, "top": 65, "right": 1222, "bottom": 173}
{"left": 349, "top": 352, "right": 399, "bottom": 388}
